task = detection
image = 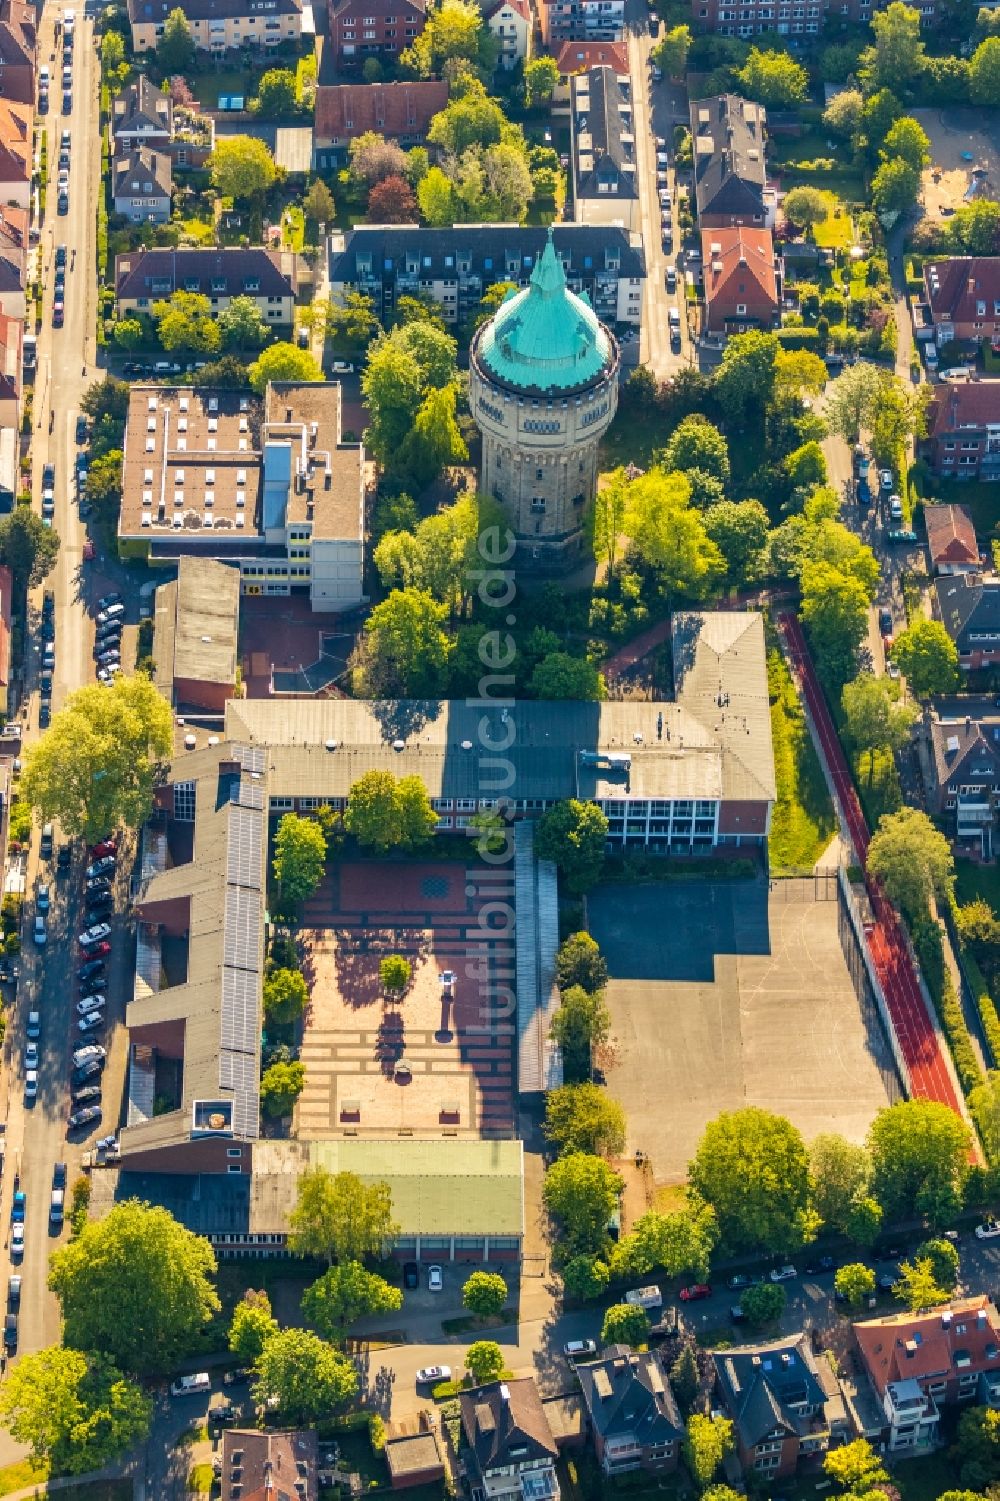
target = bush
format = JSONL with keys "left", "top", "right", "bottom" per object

{"left": 912, "top": 916, "right": 983, "bottom": 1096}
{"left": 369, "top": 1413, "right": 386, "bottom": 1452}
{"left": 69, "top": 1176, "right": 91, "bottom": 1237}
{"left": 774, "top": 326, "right": 823, "bottom": 349}
{"left": 379, "top": 953, "right": 412, "bottom": 995}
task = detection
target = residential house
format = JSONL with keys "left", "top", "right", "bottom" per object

{"left": 713, "top": 1334, "right": 846, "bottom": 1479}
{"left": 936, "top": 572, "right": 1000, "bottom": 669}
{"left": 921, "top": 382, "right": 1000, "bottom": 483}
{"left": 220, "top": 1429, "right": 317, "bottom": 1501}
{"left": 0, "top": 217, "right": 26, "bottom": 321}
{"left": 537, "top": 0, "right": 624, "bottom": 43}
{"left": 927, "top": 706, "right": 1000, "bottom": 856}
{"left": 0, "top": 308, "right": 20, "bottom": 427}
{"left": 460, "top": 1378, "right": 560, "bottom": 1501}
{"left": 854, "top": 1298, "right": 1000, "bottom": 1452}
{"left": 384, "top": 1430, "right": 447, "bottom": 1490}
{"left": 112, "top": 146, "right": 173, "bottom": 224}
{"left": 328, "top": 222, "right": 647, "bottom": 330}
{"left": 690, "top": 94, "right": 774, "bottom": 229}
{"left": 113, "top": 75, "right": 173, "bottom": 150}
{"left": 924, "top": 257, "right": 1000, "bottom": 346}
{"left": 554, "top": 37, "right": 628, "bottom": 77}
{"left": 924, "top": 502, "right": 980, "bottom": 575}
{"left": 326, "top": 0, "right": 427, "bottom": 67}
{"left": 692, "top": 0, "right": 939, "bottom": 34}
{"left": 570, "top": 66, "right": 639, "bottom": 229}
{"left": 701, "top": 224, "right": 779, "bottom": 334}
{"left": 577, "top": 1346, "right": 684, "bottom": 1476}
{"left": 312, "top": 79, "right": 447, "bottom": 169}
{"left": 0, "top": 0, "right": 35, "bottom": 108}
{"left": 483, "top": 0, "right": 532, "bottom": 67}
{"left": 0, "top": 100, "right": 32, "bottom": 211}
{"left": 0, "top": 565, "right": 10, "bottom": 719}
{"left": 127, "top": 0, "right": 303, "bottom": 55}
{"left": 114, "top": 247, "right": 297, "bottom": 325}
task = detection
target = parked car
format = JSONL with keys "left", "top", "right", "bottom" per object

{"left": 26, "top": 1010, "right": 40, "bottom": 1039}
{"left": 563, "top": 1340, "right": 598, "bottom": 1362}
{"left": 52, "top": 1162, "right": 67, "bottom": 1188}
{"left": 879, "top": 469, "right": 894, "bottom": 491}
{"left": 71, "top": 1084, "right": 101, "bottom": 1105}
{"left": 96, "top": 594, "right": 122, "bottom": 613}
{"left": 427, "top": 1265, "right": 443, "bottom": 1293}
{"left": 4, "top": 1313, "right": 16, "bottom": 1351}
{"left": 403, "top": 1261, "right": 419, "bottom": 1290}
{"left": 68, "top": 1105, "right": 101, "bottom": 1130}
{"left": 72, "top": 1044, "right": 106, "bottom": 1067}
{"left": 10, "top": 1223, "right": 24, "bottom": 1258}
{"left": 25, "top": 1042, "right": 38, "bottom": 1071}
{"left": 8, "top": 1275, "right": 21, "bottom": 1308}
{"left": 170, "top": 1374, "right": 211, "bottom": 1397}
{"left": 86, "top": 895, "right": 114, "bottom": 919}
{"left": 24, "top": 1069, "right": 37, "bottom": 1100}
{"left": 77, "top": 1012, "right": 104, "bottom": 1034}
{"left": 72, "top": 1060, "right": 102, "bottom": 1086}
{"left": 976, "top": 1218, "right": 1000, "bottom": 1240}
{"left": 804, "top": 1256, "right": 836, "bottom": 1275}
{"left": 727, "top": 1273, "right": 753, "bottom": 1290}
{"left": 79, "top": 922, "right": 112, "bottom": 948}
{"left": 625, "top": 1285, "right": 662, "bottom": 1310}
{"left": 86, "top": 856, "right": 115, "bottom": 880}
{"left": 33, "top": 915, "right": 47, "bottom": 945}
{"left": 679, "top": 1283, "right": 712, "bottom": 1302}
{"left": 36, "top": 883, "right": 50, "bottom": 913}
{"left": 730, "top": 1304, "right": 748, "bottom": 1323}
{"left": 416, "top": 1364, "right": 452, "bottom": 1385}
{"left": 11, "top": 1191, "right": 25, "bottom": 1222}
{"left": 888, "top": 495, "right": 903, "bottom": 521}
{"left": 50, "top": 1188, "right": 64, "bottom": 1225}
{"left": 878, "top": 607, "right": 893, "bottom": 635}
{"left": 887, "top": 529, "right": 917, "bottom": 544}
{"left": 222, "top": 1367, "right": 251, "bottom": 1387}
{"left": 770, "top": 1265, "right": 798, "bottom": 1283}
{"left": 78, "top": 958, "right": 105, "bottom": 982}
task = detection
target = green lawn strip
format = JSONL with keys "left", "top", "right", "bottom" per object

{"left": 0, "top": 1458, "right": 49, "bottom": 1496}
{"left": 188, "top": 1463, "right": 215, "bottom": 1495}
{"left": 812, "top": 191, "right": 854, "bottom": 250}
{"left": 599, "top": 405, "right": 663, "bottom": 473}
{"left": 956, "top": 859, "right": 1000, "bottom": 911}
{"left": 440, "top": 1309, "right": 515, "bottom": 1334}
{"left": 766, "top": 645, "right": 837, "bottom": 873}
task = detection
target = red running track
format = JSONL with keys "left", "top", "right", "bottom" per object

{"left": 779, "top": 612, "right": 962, "bottom": 1114}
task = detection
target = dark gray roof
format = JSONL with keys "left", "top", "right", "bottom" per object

{"left": 714, "top": 1335, "right": 826, "bottom": 1449}
{"left": 573, "top": 66, "right": 637, "bottom": 200}
{"left": 113, "top": 75, "right": 171, "bottom": 138}
{"left": 935, "top": 575, "right": 1000, "bottom": 645}
{"left": 578, "top": 1347, "right": 685, "bottom": 1447}
{"left": 107, "top": 1169, "right": 252, "bottom": 1235}
{"left": 930, "top": 713, "right": 1000, "bottom": 793}
{"left": 329, "top": 222, "right": 646, "bottom": 288}
{"left": 690, "top": 94, "right": 767, "bottom": 220}
{"left": 112, "top": 144, "right": 172, "bottom": 200}
{"left": 115, "top": 247, "right": 294, "bottom": 301}
{"left": 460, "top": 1379, "right": 558, "bottom": 1475}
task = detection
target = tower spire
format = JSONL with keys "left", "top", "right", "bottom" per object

{"left": 529, "top": 226, "right": 566, "bottom": 297}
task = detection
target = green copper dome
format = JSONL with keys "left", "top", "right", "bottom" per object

{"left": 477, "top": 229, "right": 613, "bottom": 394}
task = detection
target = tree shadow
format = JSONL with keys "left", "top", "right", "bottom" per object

{"left": 375, "top": 1008, "right": 405, "bottom": 1077}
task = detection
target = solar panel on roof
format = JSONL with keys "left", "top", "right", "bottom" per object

{"left": 232, "top": 744, "right": 265, "bottom": 775}
{"left": 237, "top": 777, "right": 265, "bottom": 811}
{"left": 231, "top": 1087, "right": 259, "bottom": 1141}
{"left": 221, "top": 964, "right": 258, "bottom": 1053}
{"left": 220, "top": 1044, "right": 258, "bottom": 1094}
{"left": 224, "top": 885, "right": 262, "bottom": 971}
{"left": 226, "top": 805, "right": 263, "bottom": 889}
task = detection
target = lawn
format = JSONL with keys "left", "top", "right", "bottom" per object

{"left": 812, "top": 190, "right": 854, "bottom": 251}
{"left": 767, "top": 644, "right": 837, "bottom": 874}
{"left": 955, "top": 857, "right": 1000, "bottom": 914}
{"left": 0, "top": 1458, "right": 48, "bottom": 1497}
{"left": 190, "top": 68, "right": 259, "bottom": 109}
{"left": 599, "top": 403, "right": 663, "bottom": 473}
{"left": 769, "top": 128, "right": 865, "bottom": 202}
{"left": 853, "top": 743, "right": 902, "bottom": 831}
{"left": 280, "top": 203, "right": 305, "bottom": 252}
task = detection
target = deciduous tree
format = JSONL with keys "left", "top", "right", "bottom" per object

{"left": 969, "top": 37, "right": 1000, "bottom": 105}
{"left": 948, "top": 198, "right": 1000, "bottom": 254}
{"left": 689, "top": 1107, "right": 813, "bottom": 1253}
{"left": 536, "top": 799, "right": 609, "bottom": 895}
{"left": 229, "top": 1290, "right": 279, "bottom": 1364}
{"left": 524, "top": 55, "right": 559, "bottom": 105}
{"left": 48, "top": 1203, "right": 220, "bottom": 1376}
{"left": 361, "top": 587, "right": 452, "bottom": 696}
{"left": 253, "top": 1328, "right": 358, "bottom": 1421}
{"left": 462, "top": 1271, "right": 508, "bottom": 1317}
{"left": 891, "top": 618, "right": 959, "bottom": 696}
{"left": 344, "top": 769, "right": 438, "bottom": 852}
{"left": 155, "top": 8, "right": 195, "bottom": 72}
{"left": 740, "top": 1282, "right": 786, "bottom": 1324}
{"left": 653, "top": 24, "right": 691, "bottom": 76}
{"left": 529, "top": 652, "right": 605, "bottom": 700}
{"left": 782, "top": 186, "right": 828, "bottom": 232}
{"left": 871, "top": 157, "right": 920, "bottom": 217}
{"left": 219, "top": 295, "right": 271, "bottom": 351}
{"left": 542, "top": 1153, "right": 623, "bottom": 1255}
{"left": 601, "top": 1303, "right": 649, "bottom": 1347}
{"left": 273, "top": 813, "right": 327, "bottom": 911}
{"left": 263, "top": 967, "right": 309, "bottom": 1025}
{"left": 379, "top": 954, "right": 412, "bottom": 994}
{"left": 549, "top": 985, "right": 611, "bottom": 1083}
{"left": 882, "top": 114, "right": 931, "bottom": 169}
{"left": 555, "top": 932, "right": 608, "bottom": 993}
{"left": 622, "top": 470, "right": 724, "bottom": 599}
{"left": 209, "top": 135, "right": 277, "bottom": 199}
{"left": 800, "top": 563, "right": 870, "bottom": 685}
{"left": 287, "top": 1166, "right": 399, "bottom": 1265}
{"left": 809, "top": 1134, "right": 874, "bottom": 1235}
{"left": 561, "top": 1254, "right": 610, "bottom": 1301}
{"left": 737, "top": 46, "right": 809, "bottom": 106}
{"left": 253, "top": 68, "right": 297, "bottom": 118}
{"left": 684, "top": 1414, "right": 734, "bottom": 1490}
{"left": 466, "top": 1340, "right": 505, "bottom": 1384}
{"left": 0, "top": 506, "right": 58, "bottom": 588}
{"left": 842, "top": 673, "right": 918, "bottom": 782}
{"left": 823, "top": 1439, "right": 889, "bottom": 1494}
{"left": 368, "top": 174, "right": 417, "bottom": 223}
{"left": 866, "top": 806, "right": 954, "bottom": 919}
{"left": 703, "top": 500, "right": 770, "bottom": 586}
{"left": 248, "top": 342, "right": 322, "bottom": 394}
{"left": 867, "top": 1099, "right": 971, "bottom": 1225}
{"left": 260, "top": 1060, "right": 306, "bottom": 1117}
{"left": 349, "top": 132, "right": 408, "bottom": 186}
{"left": 0, "top": 1347, "right": 151, "bottom": 1474}
{"left": 660, "top": 415, "right": 730, "bottom": 487}
{"left": 544, "top": 1083, "right": 626, "bottom": 1157}
{"left": 867, "top": 1, "right": 925, "bottom": 94}
{"left": 302, "top": 1262, "right": 403, "bottom": 1340}
{"left": 303, "top": 178, "right": 335, "bottom": 234}
{"left": 834, "top": 1262, "right": 876, "bottom": 1307}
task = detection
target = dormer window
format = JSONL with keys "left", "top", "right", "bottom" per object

{"left": 244, "top": 278, "right": 260, "bottom": 292}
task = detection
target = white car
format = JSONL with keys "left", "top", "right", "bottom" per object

{"left": 879, "top": 469, "right": 894, "bottom": 491}
{"left": 72, "top": 1043, "right": 106, "bottom": 1067}
{"left": 24, "top": 1069, "right": 37, "bottom": 1100}
{"left": 26, "top": 1011, "right": 40, "bottom": 1039}
{"left": 57, "top": 168, "right": 69, "bottom": 188}
{"left": 658, "top": 188, "right": 670, "bottom": 206}
{"left": 10, "top": 1223, "right": 24, "bottom": 1258}
{"left": 76, "top": 993, "right": 106, "bottom": 1016}
{"left": 416, "top": 1364, "right": 451, "bottom": 1384}
{"left": 770, "top": 1264, "right": 798, "bottom": 1282}
{"left": 563, "top": 1339, "right": 598, "bottom": 1361}
{"left": 78, "top": 922, "right": 111, "bottom": 946}
{"left": 656, "top": 151, "right": 668, "bottom": 166}
{"left": 24, "top": 1042, "right": 38, "bottom": 1070}
{"left": 170, "top": 1373, "right": 211, "bottom": 1397}
{"left": 78, "top": 1012, "right": 104, "bottom": 1033}
{"left": 976, "top": 1219, "right": 1000, "bottom": 1240}
{"left": 427, "top": 1264, "right": 443, "bottom": 1292}
{"left": 33, "top": 915, "right": 46, "bottom": 945}
{"left": 888, "top": 495, "right": 903, "bottom": 521}
{"left": 331, "top": 361, "right": 354, "bottom": 374}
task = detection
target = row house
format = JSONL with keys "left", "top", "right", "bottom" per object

{"left": 115, "top": 247, "right": 297, "bottom": 325}
{"left": 328, "top": 222, "right": 647, "bottom": 331}
{"left": 692, "top": 0, "right": 939, "bottom": 32}
{"left": 312, "top": 79, "right": 446, "bottom": 169}
{"left": 577, "top": 1347, "right": 684, "bottom": 1476}
{"left": 112, "top": 145, "right": 173, "bottom": 223}
{"left": 0, "top": 99, "right": 31, "bottom": 211}
{"left": 0, "top": 0, "right": 35, "bottom": 108}
{"left": 113, "top": 75, "right": 172, "bottom": 150}
{"left": 713, "top": 1334, "right": 847, "bottom": 1480}
{"left": 537, "top": 0, "right": 624, "bottom": 45}
{"left": 701, "top": 224, "right": 779, "bottom": 334}
{"left": 484, "top": 0, "right": 532, "bottom": 68}
{"left": 326, "top": 0, "right": 427, "bottom": 66}
{"left": 691, "top": 95, "right": 774, "bottom": 229}
{"left": 570, "top": 66, "right": 638, "bottom": 230}
{"left": 924, "top": 257, "right": 1000, "bottom": 346}
{"left": 921, "top": 382, "right": 1000, "bottom": 483}
{"left": 127, "top": 0, "right": 304, "bottom": 55}
{"left": 928, "top": 708, "right": 1000, "bottom": 857}
{"left": 853, "top": 1298, "right": 1000, "bottom": 1452}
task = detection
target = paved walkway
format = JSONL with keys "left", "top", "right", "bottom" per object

{"left": 779, "top": 612, "right": 963, "bottom": 1115}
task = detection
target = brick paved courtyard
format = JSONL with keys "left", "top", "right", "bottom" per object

{"left": 295, "top": 861, "right": 515, "bottom": 1139}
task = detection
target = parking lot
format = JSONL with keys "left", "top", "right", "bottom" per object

{"left": 589, "top": 877, "right": 896, "bottom": 1183}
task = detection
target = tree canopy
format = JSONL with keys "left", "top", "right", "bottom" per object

{"left": 287, "top": 1166, "right": 399, "bottom": 1265}
{"left": 463, "top": 1271, "right": 508, "bottom": 1317}
{"left": 549, "top": 984, "right": 611, "bottom": 1083}
{"left": 466, "top": 1339, "right": 506, "bottom": 1384}
{"left": 0, "top": 505, "right": 60, "bottom": 589}
{"left": 252, "top": 1328, "right": 358, "bottom": 1421}
{"left": 273, "top": 813, "right": 327, "bottom": 911}
{"left": 344, "top": 770, "right": 438, "bottom": 852}
{"left": 555, "top": 931, "right": 608, "bottom": 993}
{"left": 841, "top": 674, "right": 918, "bottom": 783}
{"left": 229, "top": 1290, "right": 279, "bottom": 1364}
{"left": 302, "top": 1262, "right": 403, "bottom": 1340}
{"left": 361, "top": 588, "right": 452, "bottom": 696}
{"left": 737, "top": 47, "right": 809, "bottom": 106}
{"left": 542, "top": 1152, "right": 623, "bottom": 1255}
{"left": 688, "top": 1107, "right": 814, "bottom": 1253}
{"left": 48, "top": 1202, "right": 220, "bottom": 1376}
{"left": 248, "top": 342, "right": 323, "bottom": 395}
{"left": 260, "top": 1060, "right": 306, "bottom": 1117}
{"left": 601, "top": 1303, "right": 650, "bottom": 1347}
{"left": 866, "top": 806, "right": 954, "bottom": 919}
{"left": 544, "top": 1082, "right": 626, "bottom": 1157}
{"left": 155, "top": 7, "right": 195, "bottom": 71}
{"left": 868, "top": 1099, "right": 971, "bottom": 1225}
{"left": 535, "top": 799, "right": 609, "bottom": 895}
{"left": 209, "top": 135, "right": 277, "bottom": 199}
{"left": 0, "top": 1347, "right": 152, "bottom": 1475}
{"left": 891, "top": 618, "right": 959, "bottom": 696}
{"left": 23, "top": 675, "right": 172, "bottom": 843}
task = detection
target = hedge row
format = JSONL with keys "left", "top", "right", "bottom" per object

{"left": 961, "top": 946, "right": 1000, "bottom": 1070}
{"left": 911, "top": 916, "right": 984, "bottom": 1098}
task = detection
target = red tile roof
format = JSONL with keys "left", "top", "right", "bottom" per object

{"left": 927, "top": 380, "right": 1000, "bottom": 437}
{"left": 854, "top": 1296, "right": 1000, "bottom": 1398}
{"left": 924, "top": 502, "right": 979, "bottom": 568}
{"left": 484, "top": 0, "right": 531, "bottom": 20}
{"left": 925, "top": 256, "right": 1000, "bottom": 325}
{"left": 314, "top": 79, "right": 447, "bottom": 145}
{"left": 701, "top": 225, "right": 777, "bottom": 314}
{"left": 0, "top": 564, "right": 11, "bottom": 690}
{"left": 555, "top": 40, "right": 629, "bottom": 74}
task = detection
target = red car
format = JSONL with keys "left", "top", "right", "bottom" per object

{"left": 679, "top": 1284, "right": 712, "bottom": 1302}
{"left": 78, "top": 939, "right": 110, "bottom": 958}
{"left": 89, "top": 839, "right": 117, "bottom": 859}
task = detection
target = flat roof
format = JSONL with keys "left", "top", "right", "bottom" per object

{"left": 153, "top": 556, "right": 240, "bottom": 692}
{"left": 384, "top": 1433, "right": 444, "bottom": 1479}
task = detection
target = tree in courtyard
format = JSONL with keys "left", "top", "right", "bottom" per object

{"left": 542, "top": 1153, "right": 623, "bottom": 1255}
{"left": 155, "top": 7, "right": 195, "bottom": 72}
{"left": 303, "top": 178, "right": 336, "bottom": 236}
{"left": 0, "top": 1347, "right": 151, "bottom": 1475}
{"left": 823, "top": 1439, "right": 889, "bottom": 1494}
{"left": 523, "top": 55, "right": 559, "bottom": 106}
{"left": 48, "top": 1202, "right": 219, "bottom": 1377}
{"left": 683, "top": 1414, "right": 734, "bottom": 1490}
{"left": 326, "top": 291, "right": 381, "bottom": 351}
{"left": 660, "top": 414, "right": 730, "bottom": 488}
{"left": 361, "top": 588, "right": 451, "bottom": 697}
{"left": 867, "top": 1099, "right": 971, "bottom": 1225}
{"left": 703, "top": 500, "right": 770, "bottom": 586}
{"left": 0, "top": 505, "right": 59, "bottom": 589}
{"left": 23, "top": 675, "right": 172, "bottom": 843}
{"left": 273, "top": 815, "right": 327, "bottom": 913}
{"left": 349, "top": 133, "right": 409, "bottom": 187}
{"left": 302, "top": 1262, "right": 403, "bottom": 1341}
{"left": 670, "top": 1345, "right": 700, "bottom": 1411}
{"left": 555, "top": 932, "right": 607, "bottom": 994}
{"left": 535, "top": 799, "right": 609, "bottom": 895}
{"left": 549, "top": 984, "right": 611, "bottom": 1083}
{"left": 969, "top": 37, "right": 1000, "bottom": 105}
{"left": 782, "top": 186, "right": 829, "bottom": 234}
{"left": 466, "top": 1340, "right": 505, "bottom": 1384}
{"left": 220, "top": 295, "right": 271, "bottom": 351}
{"left": 866, "top": 806, "right": 954, "bottom": 919}
{"left": 288, "top": 1166, "right": 399, "bottom": 1265}
{"left": 601, "top": 1303, "right": 650, "bottom": 1347}
{"left": 368, "top": 174, "right": 417, "bottom": 223}
{"left": 529, "top": 652, "right": 605, "bottom": 701}
{"left": 913, "top": 1237, "right": 959, "bottom": 1292}
{"left": 344, "top": 770, "right": 438, "bottom": 853}
{"left": 229, "top": 1290, "right": 279, "bottom": 1364}
{"left": 822, "top": 88, "right": 864, "bottom": 140}
{"left": 891, "top": 618, "right": 959, "bottom": 696}
{"left": 741, "top": 1282, "right": 787, "bottom": 1325}
{"left": 834, "top": 1263, "right": 876, "bottom": 1308}
{"left": 544, "top": 1083, "right": 626, "bottom": 1158}
{"left": 262, "top": 968, "right": 309, "bottom": 1027}
{"left": 462, "top": 1271, "right": 508, "bottom": 1318}
{"left": 260, "top": 1060, "right": 306, "bottom": 1117}
{"left": 561, "top": 1254, "right": 610, "bottom": 1302}
{"left": 882, "top": 115, "right": 931, "bottom": 170}
{"left": 248, "top": 342, "right": 322, "bottom": 395}
{"left": 689, "top": 1107, "right": 814, "bottom": 1254}
{"left": 842, "top": 673, "right": 918, "bottom": 784}
{"left": 737, "top": 46, "right": 808, "bottom": 106}
{"left": 653, "top": 24, "right": 691, "bottom": 76}
{"left": 253, "top": 67, "right": 297, "bottom": 118}
{"left": 253, "top": 1328, "right": 357, "bottom": 1422}
{"left": 209, "top": 135, "right": 277, "bottom": 200}
{"left": 379, "top": 954, "right": 412, "bottom": 995}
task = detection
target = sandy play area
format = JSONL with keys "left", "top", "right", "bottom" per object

{"left": 916, "top": 107, "right": 1000, "bottom": 223}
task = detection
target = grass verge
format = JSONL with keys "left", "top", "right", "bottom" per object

{"left": 0, "top": 1458, "right": 48, "bottom": 1496}
{"left": 767, "top": 645, "right": 837, "bottom": 873}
